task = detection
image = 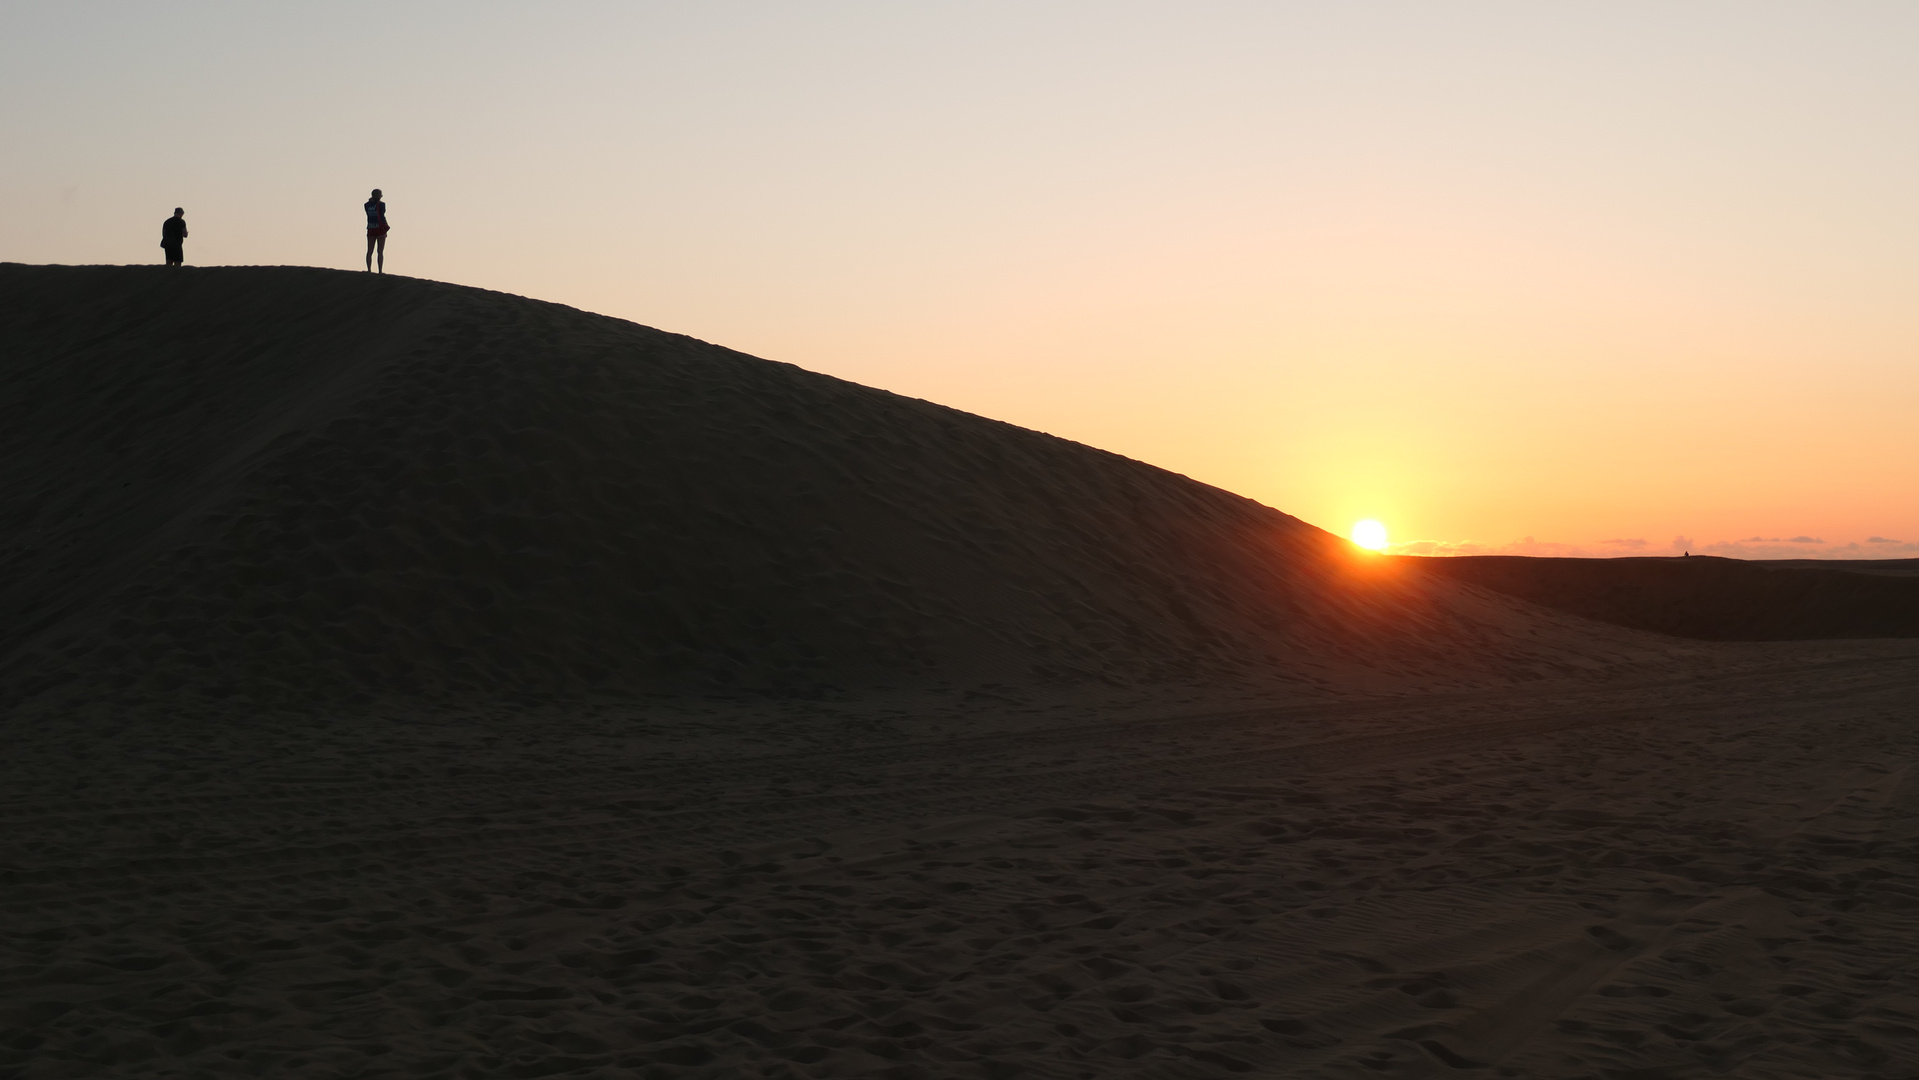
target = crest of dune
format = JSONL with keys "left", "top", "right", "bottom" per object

{"left": 0, "top": 265, "right": 1664, "bottom": 714}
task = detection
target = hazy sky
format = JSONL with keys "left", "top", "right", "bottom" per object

{"left": 7, "top": 2, "right": 1919, "bottom": 558}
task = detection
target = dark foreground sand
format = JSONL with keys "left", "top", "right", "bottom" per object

{"left": 5, "top": 266, "right": 1919, "bottom": 1078}
{"left": 7, "top": 645, "right": 1919, "bottom": 1078}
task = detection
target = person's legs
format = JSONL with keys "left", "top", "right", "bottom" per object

{"left": 365, "top": 235, "right": 375, "bottom": 271}
{"left": 375, "top": 235, "right": 385, "bottom": 274}
{"left": 164, "top": 245, "right": 182, "bottom": 266}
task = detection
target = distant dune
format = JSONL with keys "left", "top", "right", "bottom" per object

{"left": 1756, "top": 557, "right": 1919, "bottom": 577}
{"left": 1408, "top": 554, "right": 1919, "bottom": 640}
{"left": 0, "top": 265, "right": 1663, "bottom": 716}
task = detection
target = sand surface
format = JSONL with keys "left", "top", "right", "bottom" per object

{"left": 1410, "top": 556, "right": 1919, "bottom": 642}
{"left": 0, "top": 265, "right": 1680, "bottom": 716}
{"left": 5, "top": 644, "right": 1919, "bottom": 1078}
{"left": 1756, "top": 560, "right": 1919, "bottom": 578}
{"left": 7, "top": 265, "right": 1919, "bottom": 1078}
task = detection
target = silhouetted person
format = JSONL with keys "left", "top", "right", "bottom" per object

{"left": 160, "top": 208, "right": 187, "bottom": 266}
{"left": 364, "top": 189, "right": 389, "bottom": 273}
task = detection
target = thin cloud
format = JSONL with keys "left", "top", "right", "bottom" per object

{"left": 1388, "top": 533, "right": 1919, "bottom": 560}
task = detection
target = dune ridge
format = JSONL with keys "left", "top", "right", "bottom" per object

{"left": 1410, "top": 554, "right": 1919, "bottom": 641}
{"left": 0, "top": 264, "right": 1660, "bottom": 714}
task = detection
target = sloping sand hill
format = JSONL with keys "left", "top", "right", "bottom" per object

{"left": 0, "top": 265, "right": 1664, "bottom": 717}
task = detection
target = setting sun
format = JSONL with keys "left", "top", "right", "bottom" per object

{"left": 1351, "top": 519, "right": 1389, "bottom": 551}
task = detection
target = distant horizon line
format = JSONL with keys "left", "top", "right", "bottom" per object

{"left": 1388, "top": 537, "right": 1919, "bottom": 561}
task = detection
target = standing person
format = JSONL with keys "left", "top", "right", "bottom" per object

{"left": 160, "top": 208, "right": 187, "bottom": 266}
{"left": 364, "top": 188, "right": 389, "bottom": 273}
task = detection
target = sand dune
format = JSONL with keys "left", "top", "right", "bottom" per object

{"left": 1409, "top": 554, "right": 1919, "bottom": 641}
{"left": 0, "top": 264, "right": 1667, "bottom": 717}
{"left": 1758, "top": 557, "right": 1919, "bottom": 577}
{"left": 7, "top": 264, "right": 1919, "bottom": 1079}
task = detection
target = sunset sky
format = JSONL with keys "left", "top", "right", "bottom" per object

{"left": 7, "top": 2, "right": 1918, "bottom": 558}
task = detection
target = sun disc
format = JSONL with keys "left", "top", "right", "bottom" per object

{"left": 1351, "top": 519, "right": 1388, "bottom": 551}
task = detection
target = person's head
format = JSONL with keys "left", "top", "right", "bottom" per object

{"left": 173, "top": 207, "right": 183, "bottom": 217}
{"left": 371, "top": 188, "right": 382, "bottom": 200}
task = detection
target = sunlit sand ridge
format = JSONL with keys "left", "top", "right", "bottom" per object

{"left": 3, "top": 264, "right": 1919, "bottom": 1078}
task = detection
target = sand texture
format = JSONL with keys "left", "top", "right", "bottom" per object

{"left": 6, "top": 264, "right": 1919, "bottom": 1078}
{"left": 5, "top": 647, "right": 1919, "bottom": 1078}
{"left": 0, "top": 265, "right": 1672, "bottom": 715}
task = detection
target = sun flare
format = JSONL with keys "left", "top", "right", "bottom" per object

{"left": 1351, "top": 519, "right": 1388, "bottom": 551}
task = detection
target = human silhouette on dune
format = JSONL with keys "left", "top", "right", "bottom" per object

{"left": 160, "top": 208, "right": 187, "bottom": 267}
{"left": 364, "top": 189, "right": 389, "bottom": 273}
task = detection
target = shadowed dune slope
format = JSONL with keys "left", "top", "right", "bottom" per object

{"left": 1409, "top": 554, "right": 1919, "bottom": 640}
{"left": 1, "top": 265, "right": 1661, "bottom": 710}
